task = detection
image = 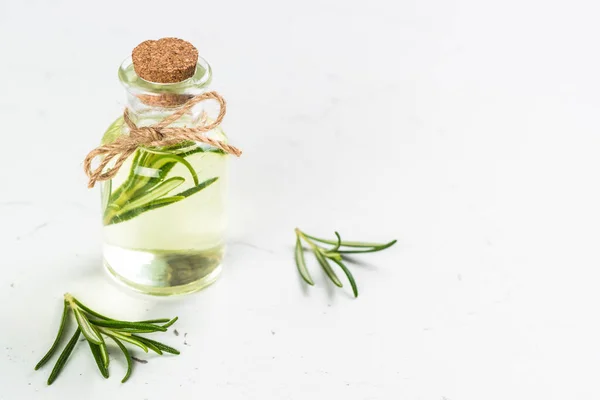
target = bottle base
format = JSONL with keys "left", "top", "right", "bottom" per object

{"left": 103, "top": 244, "right": 223, "bottom": 296}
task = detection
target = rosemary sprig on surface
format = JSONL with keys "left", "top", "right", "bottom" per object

{"left": 35, "top": 293, "right": 179, "bottom": 385}
{"left": 294, "top": 228, "right": 396, "bottom": 298}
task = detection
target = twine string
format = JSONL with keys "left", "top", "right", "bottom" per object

{"left": 83, "top": 91, "right": 241, "bottom": 188}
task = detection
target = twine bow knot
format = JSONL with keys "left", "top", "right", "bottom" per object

{"left": 132, "top": 125, "right": 166, "bottom": 141}
{"left": 83, "top": 91, "right": 241, "bottom": 188}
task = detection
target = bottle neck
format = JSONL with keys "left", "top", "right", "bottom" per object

{"left": 125, "top": 93, "right": 204, "bottom": 128}
{"left": 119, "top": 55, "right": 213, "bottom": 127}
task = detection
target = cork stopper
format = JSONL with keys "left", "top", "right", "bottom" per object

{"left": 132, "top": 38, "right": 198, "bottom": 83}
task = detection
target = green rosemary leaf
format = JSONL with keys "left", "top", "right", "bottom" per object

{"left": 109, "top": 177, "right": 217, "bottom": 226}
{"left": 71, "top": 297, "right": 112, "bottom": 321}
{"left": 128, "top": 160, "right": 176, "bottom": 194}
{"left": 147, "top": 142, "right": 199, "bottom": 169}
{"left": 111, "top": 330, "right": 131, "bottom": 336}
{"left": 105, "top": 176, "right": 185, "bottom": 225}
{"left": 118, "top": 328, "right": 163, "bottom": 334}
{"left": 106, "top": 196, "right": 184, "bottom": 225}
{"left": 47, "top": 328, "right": 81, "bottom": 385}
{"left": 162, "top": 140, "right": 198, "bottom": 152}
{"left": 295, "top": 235, "right": 314, "bottom": 285}
{"left": 102, "top": 330, "right": 148, "bottom": 353}
{"left": 133, "top": 337, "right": 163, "bottom": 355}
{"left": 91, "top": 320, "right": 167, "bottom": 332}
{"left": 163, "top": 140, "right": 227, "bottom": 157}
{"left": 314, "top": 250, "right": 343, "bottom": 287}
{"left": 323, "top": 251, "right": 342, "bottom": 261}
{"left": 303, "top": 233, "right": 397, "bottom": 249}
{"left": 100, "top": 341, "right": 110, "bottom": 368}
{"left": 35, "top": 300, "right": 69, "bottom": 370}
{"left": 337, "top": 239, "right": 397, "bottom": 254}
{"left": 135, "top": 318, "right": 171, "bottom": 324}
{"left": 113, "top": 336, "right": 150, "bottom": 353}
{"left": 170, "top": 143, "right": 226, "bottom": 158}
{"left": 108, "top": 150, "right": 148, "bottom": 206}
{"left": 330, "top": 231, "right": 342, "bottom": 252}
{"left": 331, "top": 258, "right": 358, "bottom": 297}
{"left": 88, "top": 342, "right": 109, "bottom": 378}
{"left": 140, "top": 148, "right": 200, "bottom": 185}
{"left": 132, "top": 335, "right": 180, "bottom": 355}
{"left": 121, "top": 145, "right": 201, "bottom": 200}
{"left": 141, "top": 145, "right": 190, "bottom": 155}
{"left": 73, "top": 308, "right": 103, "bottom": 345}
{"left": 106, "top": 149, "right": 141, "bottom": 207}
{"left": 173, "top": 177, "right": 218, "bottom": 198}
{"left": 118, "top": 176, "right": 185, "bottom": 214}
{"left": 144, "top": 196, "right": 186, "bottom": 207}
{"left": 180, "top": 146, "right": 226, "bottom": 156}
{"left": 108, "top": 336, "right": 132, "bottom": 383}
{"left": 161, "top": 316, "right": 178, "bottom": 329}
{"left": 179, "top": 146, "right": 206, "bottom": 156}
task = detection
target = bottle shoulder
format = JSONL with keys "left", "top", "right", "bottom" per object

{"left": 101, "top": 115, "right": 228, "bottom": 147}
{"left": 101, "top": 116, "right": 125, "bottom": 145}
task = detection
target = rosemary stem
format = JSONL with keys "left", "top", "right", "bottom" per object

{"left": 295, "top": 228, "right": 323, "bottom": 253}
{"left": 64, "top": 293, "right": 77, "bottom": 311}
{"left": 293, "top": 229, "right": 395, "bottom": 298}
{"left": 37, "top": 294, "right": 180, "bottom": 384}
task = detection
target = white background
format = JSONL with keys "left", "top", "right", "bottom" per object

{"left": 1, "top": 0, "right": 599, "bottom": 399}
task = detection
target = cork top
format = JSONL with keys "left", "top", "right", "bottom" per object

{"left": 132, "top": 38, "right": 199, "bottom": 83}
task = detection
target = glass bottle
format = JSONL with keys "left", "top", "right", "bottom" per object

{"left": 100, "top": 52, "right": 229, "bottom": 296}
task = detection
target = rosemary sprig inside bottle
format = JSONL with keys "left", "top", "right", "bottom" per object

{"left": 35, "top": 293, "right": 179, "bottom": 385}
{"left": 294, "top": 228, "right": 396, "bottom": 297}
{"left": 102, "top": 119, "right": 224, "bottom": 226}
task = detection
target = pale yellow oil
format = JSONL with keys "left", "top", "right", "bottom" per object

{"left": 101, "top": 117, "right": 228, "bottom": 295}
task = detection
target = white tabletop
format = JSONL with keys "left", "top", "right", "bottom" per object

{"left": 1, "top": 1, "right": 599, "bottom": 399}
